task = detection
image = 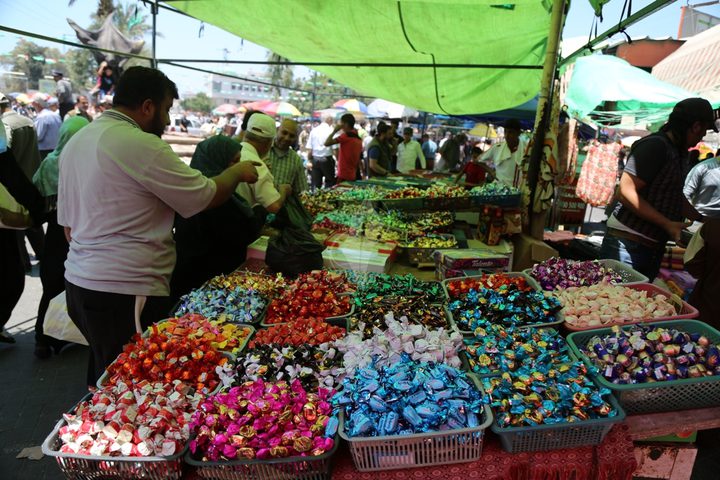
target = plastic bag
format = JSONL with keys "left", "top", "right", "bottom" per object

{"left": 43, "top": 291, "right": 88, "bottom": 345}
{"left": 265, "top": 225, "right": 325, "bottom": 278}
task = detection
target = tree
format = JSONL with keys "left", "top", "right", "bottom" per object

{"left": 181, "top": 93, "right": 214, "bottom": 114}
{"left": 266, "top": 52, "right": 294, "bottom": 100}
{"left": 10, "top": 40, "right": 63, "bottom": 90}
{"left": 290, "top": 72, "right": 363, "bottom": 114}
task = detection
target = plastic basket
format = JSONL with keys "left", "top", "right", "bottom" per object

{"left": 561, "top": 283, "right": 698, "bottom": 332}
{"left": 489, "top": 379, "right": 625, "bottom": 453}
{"left": 348, "top": 302, "right": 449, "bottom": 334}
{"left": 524, "top": 259, "right": 649, "bottom": 291}
{"left": 423, "top": 195, "right": 472, "bottom": 211}
{"left": 185, "top": 433, "right": 339, "bottom": 480}
{"left": 42, "top": 394, "right": 188, "bottom": 480}
{"left": 470, "top": 193, "right": 521, "bottom": 207}
{"left": 402, "top": 234, "right": 457, "bottom": 265}
{"left": 567, "top": 319, "right": 720, "bottom": 414}
{"left": 260, "top": 302, "right": 355, "bottom": 328}
{"left": 143, "top": 320, "right": 256, "bottom": 359}
{"left": 446, "top": 302, "right": 562, "bottom": 337}
{"left": 441, "top": 272, "right": 541, "bottom": 301}
{"left": 338, "top": 375, "right": 492, "bottom": 472}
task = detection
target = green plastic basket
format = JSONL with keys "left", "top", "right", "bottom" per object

{"left": 567, "top": 320, "right": 720, "bottom": 414}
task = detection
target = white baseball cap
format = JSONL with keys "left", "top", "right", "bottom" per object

{"left": 246, "top": 113, "right": 276, "bottom": 139}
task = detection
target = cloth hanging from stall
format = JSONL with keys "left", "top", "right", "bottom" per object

{"left": 575, "top": 140, "right": 621, "bottom": 206}
{"left": 556, "top": 118, "right": 579, "bottom": 186}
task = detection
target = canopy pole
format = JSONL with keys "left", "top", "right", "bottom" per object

{"left": 152, "top": 0, "right": 158, "bottom": 68}
{"left": 526, "top": 0, "right": 566, "bottom": 239}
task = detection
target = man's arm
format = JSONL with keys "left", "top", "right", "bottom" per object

{"left": 415, "top": 143, "right": 426, "bottom": 169}
{"left": 617, "top": 172, "right": 690, "bottom": 242}
{"left": 324, "top": 125, "right": 342, "bottom": 147}
{"left": 683, "top": 164, "right": 703, "bottom": 203}
{"left": 265, "top": 184, "right": 291, "bottom": 214}
{"left": 369, "top": 158, "right": 388, "bottom": 176}
{"left": 35, "top": 117, "right": 46, "bottom": 142}
{"left": 206, "top": 161, "right": 260, "bottom": 209}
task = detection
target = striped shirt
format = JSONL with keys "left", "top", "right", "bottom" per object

{"left": 266, "top": 145, "right": 308, "bottom": 194}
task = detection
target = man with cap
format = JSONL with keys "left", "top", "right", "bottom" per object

{"left": 480, "top": 119, "right": 527, "bottom": 187}
{"left": 52, "top": 70, "right": 74, "bottom": 118}
{"left": 600, "top": 97, "right": 715, "bottom": 281}
{"left": 32, "top": 93, "right": 62, "bottom": 160}
{"left": 236, "top": 112, "right": 292, "bottom": 214}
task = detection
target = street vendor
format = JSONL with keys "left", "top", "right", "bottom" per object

{"left": 480, "top": 118, "right": 527, "bottom": 187}
{"left": 600, "top": 98, "right": 715, "bottom": 281}
{"left": 367, "top": 122, "right": 392, "bottom": 177}
{"left": 455, "top": 146, "right": 495, "bottom": 186}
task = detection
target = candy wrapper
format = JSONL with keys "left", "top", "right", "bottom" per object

{"left": 402, "top": 234, "right": 457, "bottom": 249}
{"left": 383, "top": 187, "right": 424, "bottom": 199}
{"left": 530, "top": 258, "right": 623, "bottom": 291}
{"left": 205, "top": 271, "right": 286, "bottom": 298}
{"left": 335, "top": 353, "right": 484, "bottom": 437}
{"left": 312, "top": 217, "right": 359, "bottom": 235}
{"left": 336, "top": 313, "right": 463, "bottom": 375}
{"left": 58, "top": 380, "right": 201, "bottom": 457}
{"left": 105, "top": 333, "right": 228, "bottom": 393}
{"left": 448, "top": 285, "right": 562, "bottom": 330}
{"left": 338, "top": 186, "right": 384, "bottom": 201}
{"left": 425, "top": 184, "right": 468, "bottom": 198}
{"left": 469, "top": 182, "right": 519, "bottom": 196}
{"left": 147, "top": 314, "right": 253, "bottom": 356}
{"left": 483, "top": 362, "right": 619, "bottom": 427}
{"left": 265, "top": 271, "right": 353, "bottom": 324}
{"left": 446, "top": 274, "right": 534, "bottom": 299}
{"left": 554, "top": 283, "right": 676, "bottom": 328}
{"left": 464, "top": 325, "right": 570, "bottom": 375}
{"left": 190, "top": 379, "right": 336, "bottom": 461}
{"left": 249, "top": 317, "right": 346, "bottom": 348}
{"left": 175, "top": 286, "right": 266, "bottom": 324}
{"left": 235, "top": 343, "right": 345, "bottom": 390}
{"left": 346, "top": 272, "right": 445, "bottom": 302}
{"left": 300, "top": 190, "right": 342, "bottom": 216}
{"left": 582, "top": 325, "right": 720, "bottom": 384}
{"left": 350, "top": 295, "right": 448, "bottom": 335}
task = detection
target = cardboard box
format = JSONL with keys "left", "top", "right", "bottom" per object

{"left": 510, "top": 233, "right": 558, "bottom": 271}
{"left": 633, "top": 444, "right": 697, "bottom": 480}
{"left": 434, "top": 239, "right": 513, "bottom": 272}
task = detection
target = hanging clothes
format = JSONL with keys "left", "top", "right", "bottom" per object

{"left": 575, "top": 140, "right": 621, "bottom": 207}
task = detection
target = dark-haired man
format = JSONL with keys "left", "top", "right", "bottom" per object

{"left": 325, "top": 113, "right": 362, "bottom": 182}
{"left": 367, "top": 122, "right": 392, "bottom": 177}
{"left": 481, "top": 119, "right": 526, "bottom": 186}
{"left": 58, "top": 67, "right": 261, "bottom": 385}
{"left": 52, "top": 70, "right": 74, "bottom": 119}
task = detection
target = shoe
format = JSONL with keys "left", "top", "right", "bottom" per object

{"left": 0, "top": 329, "right": 16, "bottom": 344}
{"left": 34, "top": 344, "right": 52, "bottom": 359}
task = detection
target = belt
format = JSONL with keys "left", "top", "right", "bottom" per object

{"left": 607, "top": 228, "right": 659, "bottom": 248}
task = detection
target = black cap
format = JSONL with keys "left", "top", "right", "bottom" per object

{"left": 503, "top": 118, "right": 522, "bottom": 131}
{"left": 51, "top": 70, "right": 63, "bottom": 77}
{"left": 672, "top": 98, "right": 718, "bottom": 132}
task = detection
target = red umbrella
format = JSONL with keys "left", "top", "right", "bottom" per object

{"left": 243, "top": 100, "right": 273, "bottom": 111}
{"left": 213, "top": 103, "right": 239, "bottom": 115}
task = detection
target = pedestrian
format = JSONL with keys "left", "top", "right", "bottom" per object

{"left": 421, "top": 133, "right": 437, "bottom": 171}
{"left": 52, "top": 70, "right": 74, "bottom": 119}
{"left": 367, "top": 122, "right": 392, "bottom": 177}
{"left": 388, "top": 119, "right": 403, "bottom": 173}
{"left": 57, "top": 66, "right": 260, "bottom": 386}
{"left": 600, "top": 98, "right": 715, "bottom": 281}
{"left": 64, "top": 95, "right": 92, "bottom": 123}
{"left": 31, "top": 116, "right": 89, "bottom": 358}
{"left": 324, "top": 113, "right": 363, "bottom": 182}
{"left": 455, "top": 146, "right": 495, "bottom": 186}
{"left": 685, "top": 218, "right": 720, "bottom": 330}
{"left": 439, "top": 131, "right": 467, "bottom": 173}
{"left": 266, "top": 118, "right": 308, "bottom": 194}
{"left": 90, "top": 61, "right": 115, "bottom": 104}
{"left": 306, "top": 116, "right": 335, "bottom": 189}
{"left": 684, "top": 151, "right": 720, "bottom": 219}
{"left": 480, "top": 119, "right": 527, "bottom": 186}
{"left": 32, "top": 93, "right": 62, "bottom": 159}
{"left": 396, "top": 127, "right": 425, "bottom": 174}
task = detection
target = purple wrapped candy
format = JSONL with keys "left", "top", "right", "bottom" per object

{"left": 530, "top": 258, "right": 623, "bottom": 291}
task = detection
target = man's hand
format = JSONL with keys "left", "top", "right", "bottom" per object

{"left": 664, "top": 220, "right": 692, "bottom": 243}
{"left": 237, "top": 161, "right": 261, "bottom": 183}
{"left": 333, "top": 124, "right": 343, "bottom": 132}
{"left": 64, "top": 226, "right": 72, "bottom": 243}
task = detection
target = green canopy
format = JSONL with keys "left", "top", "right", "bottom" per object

{"left": 170, "top": 0, "right": 554, "bottom": 115}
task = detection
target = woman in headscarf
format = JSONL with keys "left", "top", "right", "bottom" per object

{"left": 32, "top": 116, "right": 89, "bottom": 358}
{"left": 170, "top": 136, "right": 266, "bottom": 306}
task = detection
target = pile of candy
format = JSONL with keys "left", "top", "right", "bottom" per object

{"left": 464, "top": 325, "right": 570, "bottom": 375}
{"left": 234, "top": 343, "right": 344, "bottom": 390}
{"left": 530, "top": 258, "right": 623, "bottom": 291}
{"left": 338, "top": 187, "right": 384, "bottom": 202}
{"left": 205, "top": 271, "right": 286, "bottom": 298}
{"left": 582, "top": 325, "right": 720, "bottom": 383}
{"left": 312, "top": 217, "right": 359, "bottom": 235}
{"left": 249, "top": 317, "right": 346, "bottom": 348}
{"left": 470, "top": 182, "right": 519, "bottom": 196}
{"left": 555, "top": 284, "right": 677, "bottom": 328}
{"left": 402, "top": 235, "right": 457, "bottom": 249}
{"left": 314, "top": 208, "right": 368, "bottom": 231}
{"left": 147, "top": 314, "right": 253, "bottom": 356}
{"left": 337, "top": 314, "right": 463, "bottom": 375}
{"left": 58, "top": 380, "right": 201, "bottom": 457}
{"left": 425, "top": 184, "right": 468, "bottom": 198}
{"left": 445, "top": 274, "right": 535, "bottom": 299}
{"left": 175, "top": 286, "right": 266, "bottom": 324}
{"left": 265, "top": 271, "right": 354, "bottom": 324}
{"left": 483, "top": 362, "right": 619, "bottom": 427}
{"left": 300, "top": 190, "right": 341, "bottom": 216}
{"left": 350, "top": 295, "right": 447, "bottom": 336}
{"left": 105, "top": 333, "right": 228, "bottom": 394}
{"left": 409, "top": 211, "right": 454, "bottom": 231}
{"left": 384, "top": 187, "right": 424, "bottom": 199}
{"left": 449, "top": 285, "right": 562, "bottom": 331}
{"left": 348, "top": 272, "right": 445, "bottom": 302}
{"left": 190, "top": 380, "right": 336, "bottom": 461}
{"left": 336, "top": 354, "right": 484, "bottom": 437}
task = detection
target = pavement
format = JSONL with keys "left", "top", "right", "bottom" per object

{"left": 0, "top": 253, "right": 719, "bottom": 480}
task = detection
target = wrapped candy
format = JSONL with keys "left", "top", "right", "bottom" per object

{"left": 383, "top": 187, "right": 424, "bottom": 199}
{"left": 300, "top": 190, "right": 342, "bottom": 216}
{"left": 555, "top": 283, "right": 677, "bottom": 328}
{"left": 338, "top": 186, "right": 384, "bottom": 201}
{"left": 350, "top": 295, "right": 448, "bottom": 335}
{"left": 147, "top": 314, "right": 253, "bottom": 356}
{"left": 105, "top": 333, "right": 228, "bottom": 394}
{"left": 346, "top": 272, "right": 445, "bottom": 302}
{"left": 58, "top": 380, "right": 201, "bottom": 457}
{"left": 448, "top": 285, "right": 562, "bottom": 330}
{"left": 249, "top": 317, "right": 346, "bottom": 348}
{"left": 464, "top": 325, "right": 570, "bottom": 375}
{"left": 190, "top": 379, "right": 336, "bottom": 461}
{"left": 205, "top": 271, "right": 286, "bottom": 298}
{"left": 265, "top": 271, "right": 354, "bottom": 324}
{"left": 582, "top": 325, "right": 720, "bottom": 384}
{"left": 483, "top": 361, "right": 619, "bottom": 427}
{"left": 336, "top": 313, "right": 463, "bottom": 375}
{"left": 402, "top": 234, "right": 457, "bottom": 249}
{"left": 424, "top": 184, "right": 468, "bottom": 198}
{"left": 335, "top": 354, "right": 484, "bottom": 436}
{"left": 446, "top": 274, "right": 534, "bottom": 299}
{"left": 529, "top": 258, "right": 623, "bottom": 291}
{"left": 469, "top": 182, "right": 519, "bottom": 196}
{"left": 235, "top": 343, "right": 345, "bottom": 390}
{"left": 312, "top": 217, "right": 359, "bottom": 235}
{"left": 175, "top": 286, "right": 266, "bottom": 324}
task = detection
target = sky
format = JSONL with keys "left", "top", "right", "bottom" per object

{"left": 2, "top": 0, "right": 720, "bottom": 98}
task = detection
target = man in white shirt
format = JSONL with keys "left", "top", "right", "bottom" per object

{"left": 481, "top": 119, "right": 528, "bottom": 187}
{"left": 236, "top": 113, "right": 291, "bottom": 213}
{"left": 58, "top": 67, "right": 260, "bottom": 385}
{"left": 306, "top": 116, "right": 335, "bottom": 189}
{"left": 396, "top": 127, "right": 426, "bottom": 173}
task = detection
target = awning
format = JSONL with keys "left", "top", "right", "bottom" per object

{"left": 653, "top": 23, "right": 720, "bottom": 102}
{"left": 168, "top": 1, "right": 554, "bottom": 115}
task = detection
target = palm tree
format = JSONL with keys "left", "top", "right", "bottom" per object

{"left": 266, "top": 52, "right": 294, "bottom": 100}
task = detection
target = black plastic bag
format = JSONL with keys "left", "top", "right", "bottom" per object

{"left": 265, "top": 225, "right": 325, "bottom": 278}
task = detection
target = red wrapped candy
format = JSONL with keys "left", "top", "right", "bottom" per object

{"left": 249, "top": 317, "right": 346, "bottom": 348}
